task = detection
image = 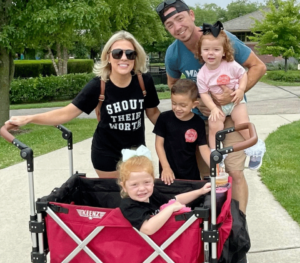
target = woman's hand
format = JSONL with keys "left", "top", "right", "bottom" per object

{"left": 161, "top": 166, "right": 175, "bottom": 185}
{"left": 5, "top": 115, "right": 32, "bottom": 127}
{"left": 208, "top": 107, "right": 224, "bottom": 122}
{"left": 231, "top": 89, "right": 244, "bottom": 105}
{"left": 201, "top": 183, "right": 211, "bottom": 195}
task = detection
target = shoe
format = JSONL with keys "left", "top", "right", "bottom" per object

{"left": 248, "top": 154, "right": 263, "bottom": 170}
{"left": 219, "top": 154, "right": 227, "bottom": 172}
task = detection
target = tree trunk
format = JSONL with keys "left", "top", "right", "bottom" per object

{"left": 48, "top": 46, "right": 59, "bottom": 76}
{"left": 62, "top": 46, "right": 68, "bottom": 75}
{"left": 285, "top": 57, "right": 288, "bottom": 72}
{"left": 57, "top": 43, "right": 63, "bottom": 75}
{"left": 0, "top": 47, "right": 14, "bottom": 126}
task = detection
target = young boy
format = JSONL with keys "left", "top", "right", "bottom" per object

{"left": 153, "top": 79, "right": 211, "bottom": 185}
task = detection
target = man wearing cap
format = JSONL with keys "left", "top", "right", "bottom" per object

{"left": 156, "top": 0, "right": 266, "bottom": 216}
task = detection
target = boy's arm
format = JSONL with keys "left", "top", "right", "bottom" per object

{"left": 140, "top": 202, "right": 184, "bottom": 235}
{"left": 199, "top": 144, "right": 211, "bottom": 167}
{"left": 155, "top": 135, "right": 175, "bottom": 185}
{"left": 175, "top": 183, "right": 211, "bottom": 205}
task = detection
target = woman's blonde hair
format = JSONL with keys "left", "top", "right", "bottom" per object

{"left": 196, "top": 30, "right": 235, "bottom": 63}
{"left": 93, "top": 30, "right": 148, "bottom": 82}
{"left": 117, "top": 156, "right": 154, "bottom": 198}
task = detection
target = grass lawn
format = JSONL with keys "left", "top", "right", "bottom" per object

{"left": 10, "top": 100, "right": 73, "bottom": 110}
{"left": 10, "top": 92, "right": 171, "bottom": 110}
{"left": 0, "top": 118, "right": 97, "bottom": 169}
{"left": 260, "top": 120, "right": 300, "bottom": 225}
{"left": 259, "top": 74, "right": 300, "bottom": 87}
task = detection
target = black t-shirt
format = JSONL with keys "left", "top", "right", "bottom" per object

{"left": 72, "top": 73, "right": 159, "bottom": 158}
{"left": 119, "top": 188, "right": 171, "bottom": 230}
{"left": 153, "top": 110, "right": 207, "bottom": 180}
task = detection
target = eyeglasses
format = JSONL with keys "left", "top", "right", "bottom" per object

{"left": 108, "top": 49, "right": 137, "bottom": 60}
{"left": 156, "top": 0, "right": 185, "bottom": 14}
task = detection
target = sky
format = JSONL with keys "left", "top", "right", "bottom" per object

{"left": 184, "top": 0, "right": 266, "bottom": 9}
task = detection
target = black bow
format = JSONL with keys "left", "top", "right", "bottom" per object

{"left": 201, "top": 21, "right": 224, "bottom": 37}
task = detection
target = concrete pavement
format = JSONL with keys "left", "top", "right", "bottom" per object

{"left": 1, "top": 82, "right": 300, "bottom": 262}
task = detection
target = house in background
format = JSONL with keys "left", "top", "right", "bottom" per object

{"left": 223, "top": 9, "right": 283, "bottom": 64}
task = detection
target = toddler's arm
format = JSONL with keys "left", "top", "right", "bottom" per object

{"left": 155, "top": 135, "right": 175, "bottom": 185}
{"left": 201, "top": 93, "right": 224, "bottom": 121}
{"left": 231, "top": 72, "right": 247, "bottom": 105}
{"left": 175, "top": 183, "right": 211, "bottom": 205}
{"left": 140, "top": 201, "right": 184, "bottom": 235}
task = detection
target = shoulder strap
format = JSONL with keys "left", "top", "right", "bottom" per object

{"left": 96, "top": 74, "right": 145, "bottom": 122}
{"left": 99, "top": 80, "right": 105, "bottom": 102}
{"left": 137, "top": 72, "right": 147, "bottom": 97}
{"left": 95, "top": 79, "right": 105, "bottom": 122}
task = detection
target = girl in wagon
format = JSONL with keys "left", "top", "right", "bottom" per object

{"left": 118, "top": 145, "right": 211, "bottom": 235}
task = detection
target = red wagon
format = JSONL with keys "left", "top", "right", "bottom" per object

{"left": 0, "top": 123, "right": 257, "bottom": 263}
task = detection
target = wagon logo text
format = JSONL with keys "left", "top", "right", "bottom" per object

{"left": 76, "top": 209, "right": 106, "bottom": 220}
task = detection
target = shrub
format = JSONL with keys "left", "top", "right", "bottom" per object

{"left": 155, "top": 84, "right": 169, "bottom": 92}
{"left": 14, "top": 59, "right": 94, "bottom": 78}
{"left": 266, "top": 61, "right": 298, "bottom": 71}
{"left": 10, "top": 73, "right": 95, "bottom": 104}
{"left": 266, "top": 70, "right": 300, "bottom": 82}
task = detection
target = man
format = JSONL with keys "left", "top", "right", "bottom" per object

{"left": 156, "top": 0, "right": 266, "bottom": 216}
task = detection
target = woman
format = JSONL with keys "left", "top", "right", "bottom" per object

{"left": 6, "top": 31, "right": 160, "bottom": 178}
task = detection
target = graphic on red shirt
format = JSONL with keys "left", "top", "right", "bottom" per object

{"left": 217, "top": 74, "right": 230, "bottom": 85}
{"left": 185, "top": 129, "right": 198, "bottom": 142}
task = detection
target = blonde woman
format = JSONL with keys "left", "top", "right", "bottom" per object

{"left": 7, "top": 31, "right": 161, "bottom": 178}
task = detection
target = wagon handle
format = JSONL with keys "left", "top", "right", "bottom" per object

{"left": 232, "top": 122, "right": 257, "bottom": 151}
{"left": 0, "top": 122, "right": 31, "bottom": 152}
{"left": 215, "top": 122, "right": 258, "bottom": 155}
{"left": 1, "top": 123, "right": 74, "bottom": 177}
{"left": 0, "top": 122, "right": 19, "bottom": 144}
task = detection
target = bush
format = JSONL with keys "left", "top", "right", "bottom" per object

{"left": 155, "top": 84, "right": 169, "bottom": 92}
{"left": 14, "top": 59, "right": 94, "bottom": 78}
{"left": 266, "top": 61, "right": 298, "bottom": 71}
{"left": 10, "top": 73, "right": 95, "bottom": 104}
{"left": 266, "top": 70, "right": 300, "bottom": 82}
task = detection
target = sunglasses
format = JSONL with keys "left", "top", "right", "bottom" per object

{"left": 156, "top": 0, "right": 185, "bottom": 14}
{"left": 108, "top": 49, "right": 137, "bottom": 60}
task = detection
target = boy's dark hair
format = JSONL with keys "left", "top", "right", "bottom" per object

{"left": 171, "top": 79, "right": 198, "bottom": 101}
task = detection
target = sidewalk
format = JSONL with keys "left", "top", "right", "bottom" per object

{"left": 1, "top": 82, "right": 300, "bottom": 262}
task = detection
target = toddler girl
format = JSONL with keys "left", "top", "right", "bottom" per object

{"left": 118, "top": 145, "right": 211, "bottom": 235}
{"left": 196, "top": 21, "right": 266, "bottom": 170}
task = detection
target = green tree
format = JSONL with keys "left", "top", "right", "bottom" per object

{"left": 192, "top": 4, "right": 227, "bottom": 26}
{"left": 0, "top": 0, "right": 164, "bottom": 126}
{"left": 0, "top": 1, "right": 22, "bottom": 126}
{"left": 226, "top": 0, "right": 261, "bottom": 21}
{"left": 249, "top": 0, "right": 300, "bottom": 71}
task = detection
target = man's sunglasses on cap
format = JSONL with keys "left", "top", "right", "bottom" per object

{"left": 108, "top": 49, "right": 137, "bottom": 60}
{"left": 156, "top": 0, "right": 189, "bottom": 24}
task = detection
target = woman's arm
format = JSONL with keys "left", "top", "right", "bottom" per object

{"left": 145, "top": 107, "right": 160, "bottom": 125}
{"left": 7, "top": 103, "right": 83, "bottom": 127}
